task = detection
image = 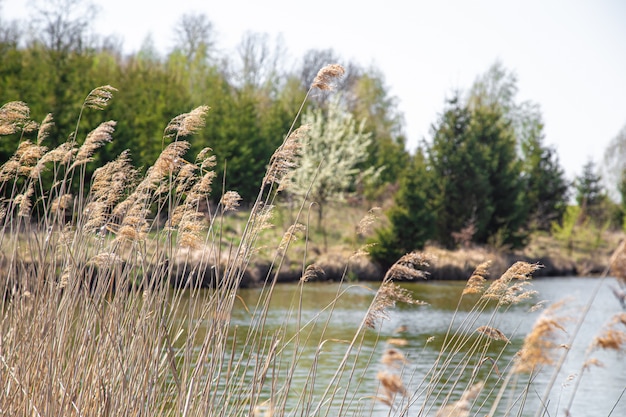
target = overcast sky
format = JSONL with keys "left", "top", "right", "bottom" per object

{"left": 3, "top": 0, "right": 626, "bottom": 184}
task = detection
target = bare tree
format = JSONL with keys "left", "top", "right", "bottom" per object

{"left": 172, "top": 12, "right": 217, "bottom": 62}
{"left": 232, "top": 31, "right": 286, "bottom": 90}
{"left": 603, "top": 123, "right": 626, "bottom": 200}
{"left": 28, "top": 0, "right": 98, "bottom": 52}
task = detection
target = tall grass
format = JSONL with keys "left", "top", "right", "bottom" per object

{"left": 0, "top": 65, "right": 624, "bottom": 417}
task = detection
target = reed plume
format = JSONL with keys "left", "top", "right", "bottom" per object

{"left": 71, "top": 121, "right": 116, "bottom": 168}
{"left": 381, "top": 348, "right": 408, "bottom": 367}
{"left": 476, "top": 325, "right": 510, "bottom": 343}
{"left": 463, "top": 261, "right": 490, "bottom": 295}
{"left": 436, "top": 381, "right": 484, "bottom": 417}
{"left": 312, "top": 64, "right": 345, "bottom": 91}
{"left": 164, "top": 105, "right": 210, "bottom": 140}
{"left": 84, "top": 85, "right": 118, "bottom": 110}
{"left": 0, "top": 101, "right": 31, "bottom": 135}
{"left": 514, "top": 300, "right": 569, "bottom": 373}
{"left": 376, "top": 370, "right": 407, "bottom": 403}
{"left": 365, "top": 281, "right": 426, "bottom": 328}
{"left": 383, "top": 251, "right": 430, "bottom": 281}
{"left": 263, "top": 125, "right": 306, "bottom": 188}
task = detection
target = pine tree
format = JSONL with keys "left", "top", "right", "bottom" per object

{"left": 370, "top": 151, "right": 434, "bottom": 268}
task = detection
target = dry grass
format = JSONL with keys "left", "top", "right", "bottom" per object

{"left": 0, "top": 66, "right": 624, "bottom": 417}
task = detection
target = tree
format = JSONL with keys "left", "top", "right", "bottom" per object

{"left": 603, "top": 122, "right": 626, "bottom": 201}
{"left": 346, "top": 69, "right": 409, "bottom": 189}
{"left": 520, "top": 116, "right": 569, "bottom": 231}
{"left": 290, "top": 95, "right": 378, "bottom": 232}
{"left": 232, "top": 31, "right": 286, "bottom": 91}
{"left": 426, "top": 93, "right": 527, "bottom": 248}
{"left": 370, "top": 150, "right": 435, "bottom": 268}
{"left": 172, "top": 13, "right": 217, "bottom": 63}
{"left": 29, "top": 0, "right": 98, "bottom": 53}
{"left": 575, "top": 160, "right": 606, "bottom": 222}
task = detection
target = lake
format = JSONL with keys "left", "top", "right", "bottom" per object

{"left": 177, "top": 276, "right": 626, "bottom": 417}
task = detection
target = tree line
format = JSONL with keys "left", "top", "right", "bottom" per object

{"left": 1, "top": 0, "right": 624, "bottom": 265}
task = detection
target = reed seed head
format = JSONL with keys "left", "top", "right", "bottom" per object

{"left": 376, "top": 370, "right": 407, "bottom": 402}
{"left": 381, "top": 348, "right": 408, "bottom": 367}
{"left": 72, "top": 121, "right": 116, "bottom": 168}
{"left": 383, "top": 251, "right": 430, "bottom": 281}
{"left": 357, "top": 207, "right": 381, "bottom": 236}
{"left": 312, "top": 64, "right": 345, "bottom": 91}
{"left": 365, "top": 282, "right": 426, "bottom": 328}
{"left": 463, "top": 261, "right": 491, "bottom": 295}
{"left": 514, "top": 300, "right": 569, "bottom": 373}
{"left": 301, "top": 264, "right": 325, "bottom": 282}
{"left": 0, "top": 101, "right": 31, "bottom": 135}
{"left": 476, "top": 325, "right": 510, "bottom": 343}
{"left": 220, "top": 191, "right": 242, "bottom": 212}
{"left": 84, "top": 85, "right": 118, "bottom": 110}
{"left": 264, "top": 125, "right": 307, "bottom": 187}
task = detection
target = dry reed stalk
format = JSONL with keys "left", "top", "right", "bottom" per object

{"left": 263, "top": 125, "right": 307, "bottom": 188}
{"left": 476, "top": 325, "right": 510, "bottom": 343}
{"left": 381, "top": 348, "right": 408, "bottom": 367}
{"left": 462, "top": 261, "right": 491, "bottom": 295}
{"left": 84, "top": 85, "right": 118, "bottom": 110}
{"left": 436, "top": 381, "right": 484, "bottom": 417}
{"left": 365, "top": 282, "right": 427, "bottom": 329}
{"left": 514, "top": 300, "right": 569, "bottom": 374}
{"left": 383, "top": 251, "right": 430, "bottom": 281}
{"left": 376, "top": 370, "right": 407, "bottom": 402}
{"left": 609, "top": 239, "right": 626, "bottom": 285}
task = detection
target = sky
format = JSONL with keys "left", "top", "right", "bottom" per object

{"left": 2, "top": 0, "right": 626, "bottom": 184}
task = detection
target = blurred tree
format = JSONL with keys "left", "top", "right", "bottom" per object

{"left": 172, "top": 12, "right": 217, "bottom": 63}
{"left": 519, "top": 115, "right": 569, "bottom": 231}
{"left": 347, "top": 69, "right": 409, "bottom": 190}
{"left": 427, "top": 93, "right": 527, "bottom": 248}
{"left": 575, "top": 159, "right": 607, "bottom": 222}
{"left": 370, "top": 150, "right": 434, "bottom": 268}
{"left": 603, "top": 123, "right": 626, "bottom": 200}
{"left": 29, "top": 0, "right": 98, "bottom": 53}
{"left": 290, "top": 95, "right": 378, "bottom": 233}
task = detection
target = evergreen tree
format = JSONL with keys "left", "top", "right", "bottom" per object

{"left": 575, "top": 160, "right": 606, "bottom": 221}
{"left": 520, "top": 119, "right": 569, "bottom": 230}
{"left": 427, "top": 93, "right": 527, "bottom": 248}
{"left": 370, "top": 151, "right": 434, "bottom": 268}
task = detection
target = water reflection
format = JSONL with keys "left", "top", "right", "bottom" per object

{"left": 176, "top": 277, "right": 626, "bottom": 416}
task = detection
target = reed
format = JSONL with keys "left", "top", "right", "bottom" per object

{"left": 0, "top": 65, "right": 624, "bottom": 417}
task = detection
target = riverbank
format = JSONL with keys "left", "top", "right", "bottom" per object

{"left": 167, "top": 230, "right": 622, "bottom": 288}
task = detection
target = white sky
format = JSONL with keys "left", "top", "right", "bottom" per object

{"left": 2, "top": 0, "right": 626, "bottom": 183}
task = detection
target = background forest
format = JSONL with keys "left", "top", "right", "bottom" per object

{"left": 1, "top": 0, "right": 625, "bottom": 269}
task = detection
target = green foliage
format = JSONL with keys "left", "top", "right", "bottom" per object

{"left": 370, "top": 152, "right": 435, "bottom": 267}
{"left": 520, "top": 123, "right": 569, "bottom": 231}
{"left": 575, "top": 160, "right": 604, "bottom": 209}
{"left": 426, "top": 94, "right": 527, "bottom": 248}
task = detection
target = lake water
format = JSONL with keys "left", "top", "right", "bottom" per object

{"left": 179, "top": 276, "right": 626, "bottom": 417}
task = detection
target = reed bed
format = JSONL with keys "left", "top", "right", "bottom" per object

{"left": 0, "top": 65, "right": 624, "bottom": 417}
